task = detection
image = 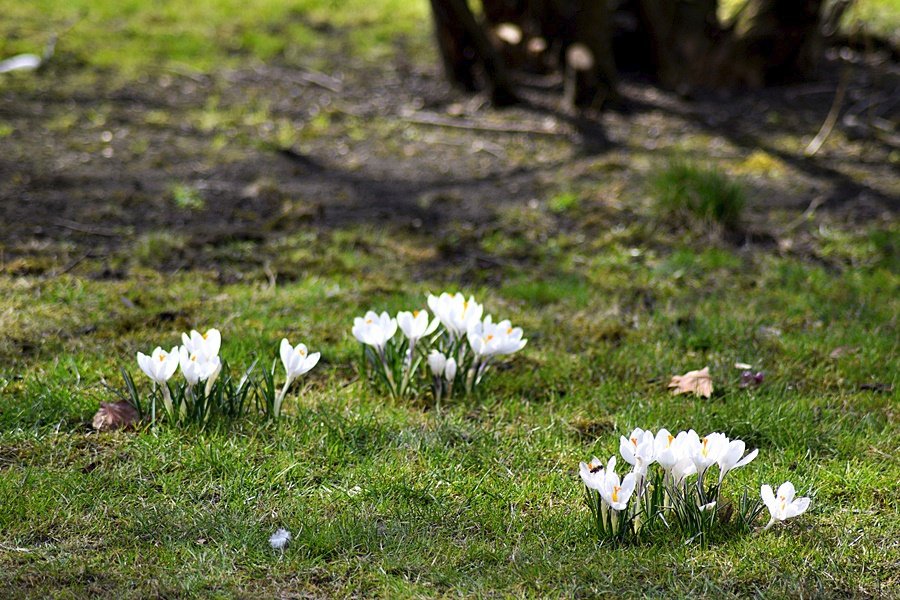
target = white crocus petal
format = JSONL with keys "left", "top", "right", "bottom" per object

{"left": 182, "top": 328, "right": 221, "bottom": 358}
{"left": 579, "top": 456, "right": 605, "bottom": 491}
{"left": 671, "top": 456, "right": 697, "bottom": 484}
{"left": 179, "top": 346, "right": 201, "bottom": 386}
{"left": 428, "top": 350, "right": 447, "bottom": 377}
{"left": 654, "top": 429, "right": 683, "bottom": 471}
{"left": 689, "top": 431, "right": 729, "bottom": 475}
{"left": 397, "top": 309, "right": 430, "bottom": 342}
{"left": 444, "top": 357, "right": 457, "bottom": 381}
{"left": 718, "top": 439, "right": 759, "bottom": 483}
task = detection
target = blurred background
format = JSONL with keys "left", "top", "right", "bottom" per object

{"left": 0, "top": 0, "right": 896, "bottom": 282}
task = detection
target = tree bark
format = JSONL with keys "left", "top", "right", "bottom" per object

{"left": 429, "top": 0, "right": 517, "bottom": 104}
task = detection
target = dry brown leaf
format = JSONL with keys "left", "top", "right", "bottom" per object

{"left": 668, "top": 366, "right": 714, "bottom": 398}
{"left": 92, "top": 401, "right": 139, "bottom": 431}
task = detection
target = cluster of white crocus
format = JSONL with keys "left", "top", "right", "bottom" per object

{"left": 135, "top": 328, "right": 319, "bottom": 423}
{"left": 136, "top": 328, "right": 223, "bottom": 419}
{"left": 580, "top": 427, "right": 807, "bottom": 543}
{"left": 179, "top": 329, "right": 223, "bottom": 392}
{"left": 352, "top": 293, "right": 527, "bottom": 403}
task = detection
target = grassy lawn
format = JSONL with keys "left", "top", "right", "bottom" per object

{"left": 1, "top": 0, "right": 899, "bottom": 598}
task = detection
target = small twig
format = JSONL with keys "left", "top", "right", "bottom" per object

{"left": 47, "top": 251, "right": 95, "bottom": 278}
{"left": 403, "top": 112, "right": 568, "bottom": 137}
{"left": 293, "top": 69, "right": 342, "bottom": 93}
{"left": 50, "top": 218, "right": 119, "bottom": 237}
{"left": 782, "top": 196, "right": 826, "bottom": 233}
{"left": 805, "top": 67, "right": 850, "bottom": 157}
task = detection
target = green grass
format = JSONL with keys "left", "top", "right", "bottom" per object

{"left": 1, "top": 0, "right": 899, "bottom": 596}
{"left": 0, "top": 0, "right": 431, "bottom": 75}
{"left": 652, "top": 160, "right": 747, "bottom": 231}
{"left": 1, "top": 221, "right": 897, "bottom": 597}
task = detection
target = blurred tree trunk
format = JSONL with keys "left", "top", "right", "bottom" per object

{"left": 429, "top": 0, "right": 831, "bottom": 108}
{"left": 429, "top": 0, "right": 517, "bottom": 104}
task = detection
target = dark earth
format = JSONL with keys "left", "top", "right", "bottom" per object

{"left": 1, "top": 43, "right": 897, "bottom": 280}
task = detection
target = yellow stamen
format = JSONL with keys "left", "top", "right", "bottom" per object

{"left": 612, "top": 485, "right": 621, "bottom": 503}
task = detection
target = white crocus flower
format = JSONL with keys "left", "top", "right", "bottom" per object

{"left": 686, "top": 430, "right": 729, "bottom": 479}
{"left": 351, "top": 311, "right": 397, "bottom": 353}
{"left": 179, "top": 345, "right": 221, "bottom": 387}
{"left": 579, "top": 456, "right": 606, "bottom": 491}
{"left": 444, "top": 357, "right": 457, "bottom": 381}
{"left": 717, "top": 439, "right": 758, "bottom": 484}
{"left": 397, "top": 309, "right": 435, "bottom": 345}
{"left": 619, "top": 427, "right": 656, "bottom": 477}
{"left": 654, "top": 429, "right": 689, "bottom": 472}
{"left": 137, "top": 346, "right": 179, "bottom": 386}
{"left": 761, "top": 482, "right": 810, "bottom": 529}
{"left": 671, "top": 456, "right": 698, "bottom": 485}
{"left": 181, "top": 328, "right": 221, "bottom": 359}
{"left": 137, "top": 346, "right": 179, "bottom": 417}
{"left": 427, "top": 292, "right": 483, "bottom": 340}
{"left": 597, "top": 456, "right": 637, "bottom": 512}
{"left": 280, "top": 339, "right": 320, "bottom": 386}
{"left": 467, "top": 315, "right": 527, "bottom": 358}
{"left": 274, "top": 338, "right": 320, "bottom": 418}
{"left": 428, "top": 350, "right": 447, "bottom": 376}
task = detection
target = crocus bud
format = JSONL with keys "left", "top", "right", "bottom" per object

{"left": 444, "top": 357, "right": 457, "bottom": 381}
{"left": 428, "top": 350, "right": 446, "bottom": 377}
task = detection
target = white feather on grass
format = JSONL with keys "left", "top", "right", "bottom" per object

{"left": 268, "top": 528, "right": 291, "bottom": 550}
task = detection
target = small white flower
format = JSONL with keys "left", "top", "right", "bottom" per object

{"left": 279, "top": 338, "right": 320, "bottom": 386}
{"left": 762, "top": 482, "right": 810, "bottom": 529}
{"left": 268, "top": 528, "right": 291, "bottom": 550}
{"left": 137, "top": 346, "right": 179, "bottom": 386}
{"left": 444, "top": 357, "right": 457, "bottom": 381}
{"left": 428, "top": 350, "right": 447, "bottom": 377}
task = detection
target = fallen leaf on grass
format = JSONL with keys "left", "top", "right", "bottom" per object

{"left": 829, "top": 346, "right": 856, "bottom": 359}
{"left": 668, "top": 366, "right": 714, "bottom": 398}
{"left": 92, "top": 401, "right": 139, "bottom": 431}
